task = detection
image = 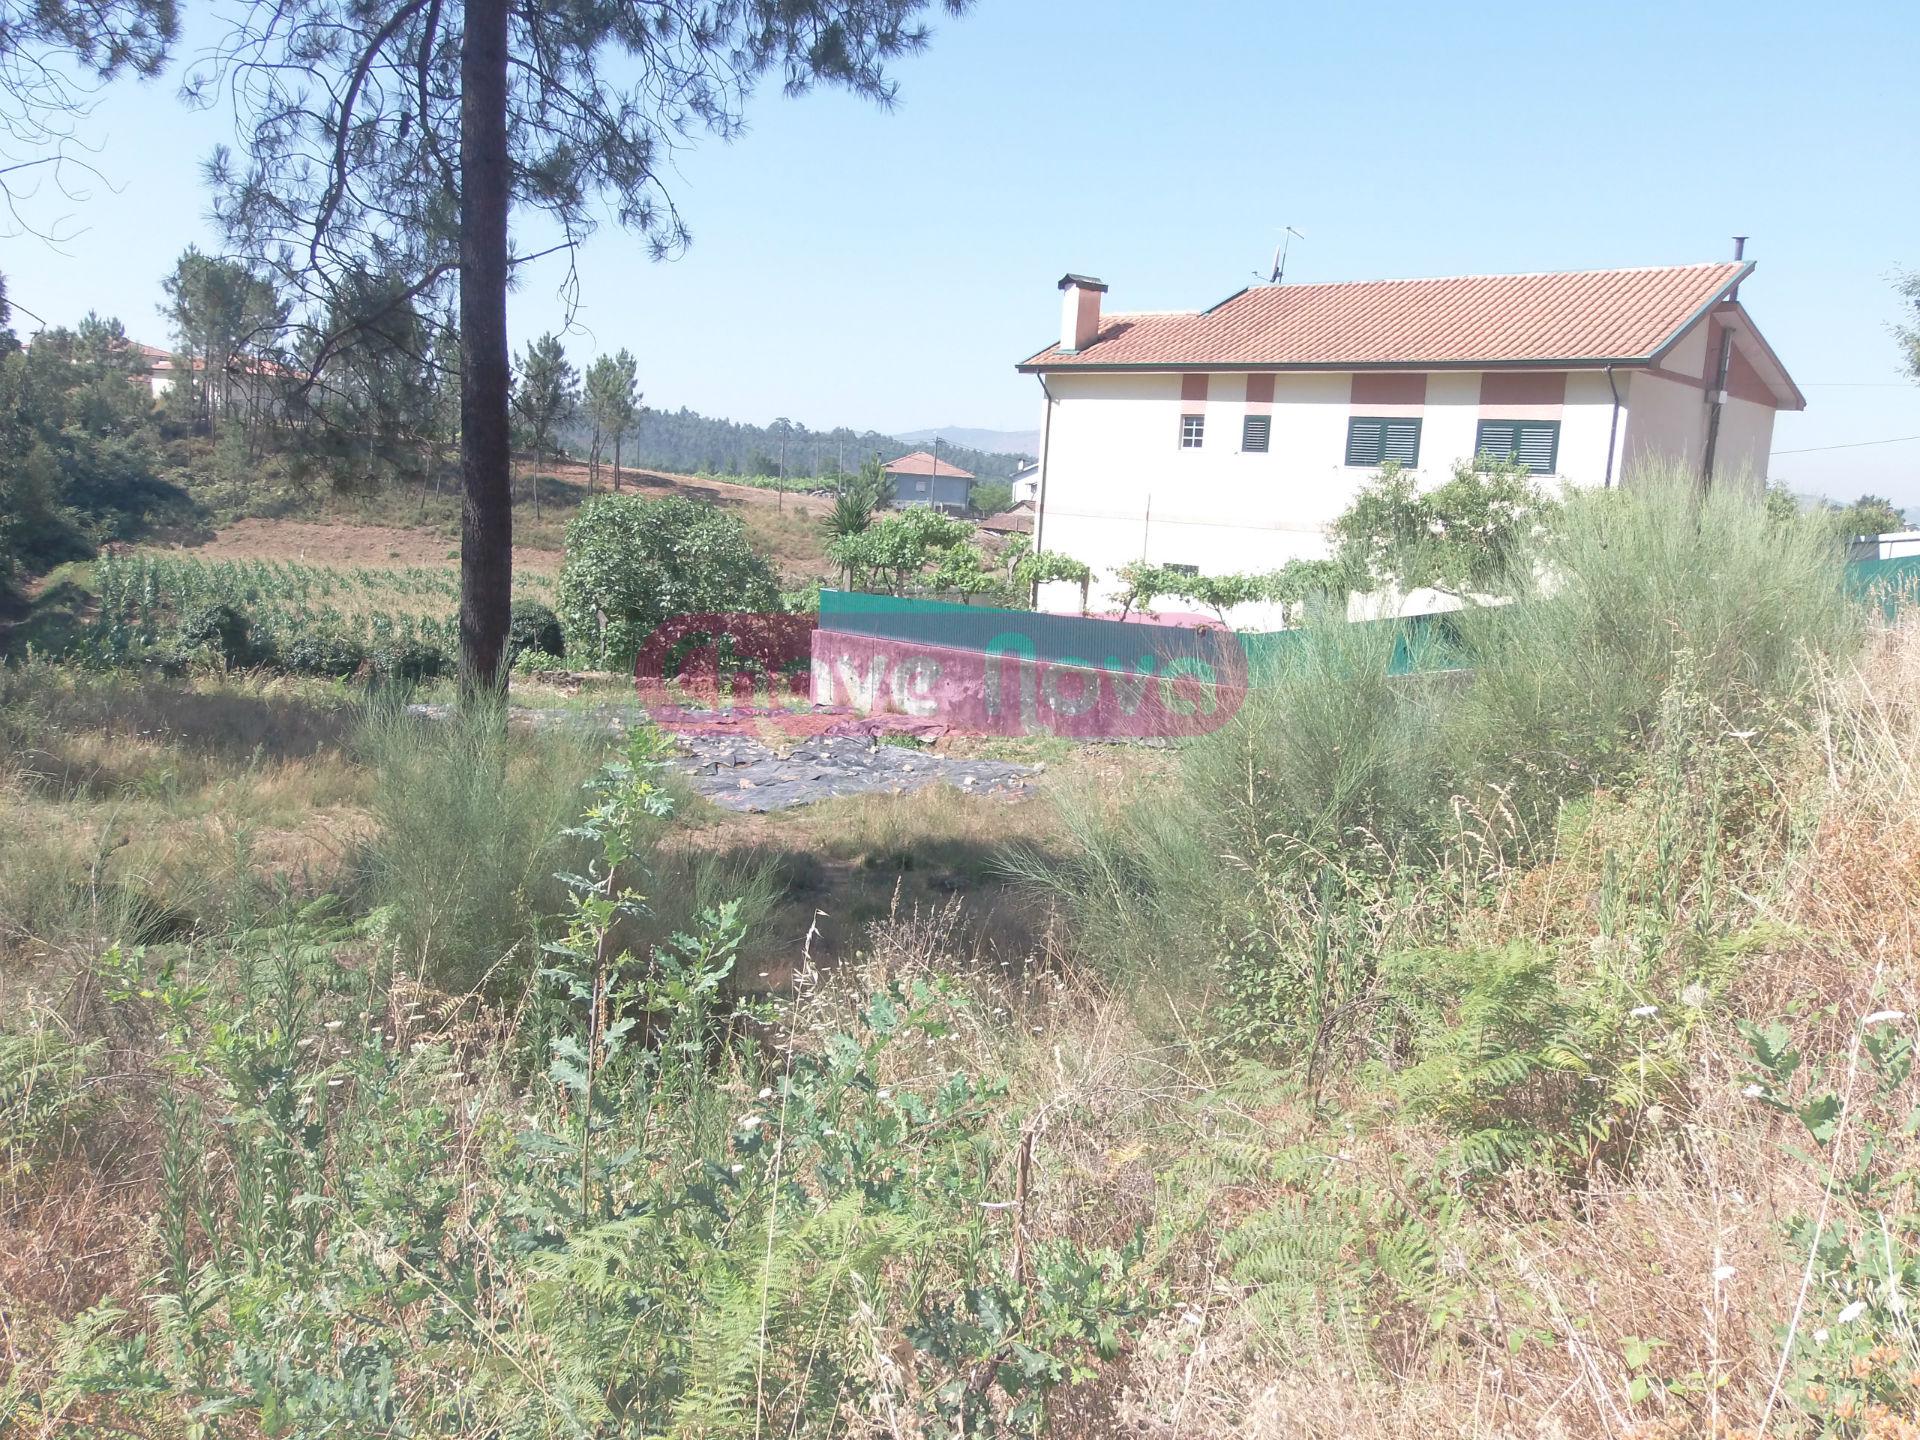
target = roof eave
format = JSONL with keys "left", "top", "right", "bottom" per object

{"left": 1015, "top": 354, "right": 1664, "bottom": 375}
{"left": 1643, "top": 260, "right": 1756, "bottom": 366}
{"left": 1712, "top": 299, "right": 1807, "bottom": 411}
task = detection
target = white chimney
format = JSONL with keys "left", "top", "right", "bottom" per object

{"left": 1057, "top": 273, "right": 1107, "bottom": 353}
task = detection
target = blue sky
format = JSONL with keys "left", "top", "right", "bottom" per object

{"left": 5, "top": 0, "right": 1918, "bottom": 500}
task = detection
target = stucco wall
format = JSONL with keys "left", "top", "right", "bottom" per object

{"left": 890, "top": 473, "right": 971, "bottom": 510}
{"left": 1618, "top": 370, "right": 1707, "bottom": 476}
{"left": 1711, "top": 396, "right": 1775, "bottom": 495}
{"left": 1033, "top": 366, "right": 1627, "bottom": 620}
{"left": 1612, "top": 313, "right": 1780, "bottom": 494}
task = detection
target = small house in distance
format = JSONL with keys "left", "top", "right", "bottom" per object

{"left": 883, "top": 450, "right": 973, "bottom": 512}
{"left": 1010, "top": 459, "right": 1040, "bottom": 504}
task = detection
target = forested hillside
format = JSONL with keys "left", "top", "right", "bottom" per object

{"left": 566, "top": 404, "right": 1034, "bottom": 482}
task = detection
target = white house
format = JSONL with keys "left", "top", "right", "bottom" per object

{"left": 1017, "top": 260, "right": 1804, "bottom": 621}
{"left": 1010, "top": 459, "right": 1040, "bottom": 504}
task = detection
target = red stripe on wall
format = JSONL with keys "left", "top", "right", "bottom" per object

{"left": 1479, "top": 371, "right": 1567, "bottom": 405}
{"left": 1350, "top": 373, "right": 1427, "bottom": 405}
{"left": 1180, "top": 373, "right": 1209, "bottom": 403}
{"left": 1245, "top": 373, "right": 1275, "bottom": 404}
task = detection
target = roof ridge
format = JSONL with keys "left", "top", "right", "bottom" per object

{"left": 1225, "top": 260, "right": 1739, "bottom": 295}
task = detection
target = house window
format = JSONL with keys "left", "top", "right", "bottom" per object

{"left": 1475, "top": 419, "right": 1561, "bottom": 475}
{"left": 1345, "top": 416, "right": 1422, "bottom": 468}
{"left": 1180, "top": 414, "right": 1205, "bottom": 448}
{"left": 1165, "top": 563, "right": 1199, "bottom": 575}
{"left": 1242, "top": 414, "right": 1271, "bottom": 453}
{"left": 915, "top": 478, "right": 929, "bottom": 492}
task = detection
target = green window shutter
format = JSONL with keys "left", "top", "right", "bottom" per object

{"left": 1242, "top": 414, "right": 1271, "bottom": 452}
{"left": 1477, "top": 418, "right": 1560, "bottom": 474}
{"left": 1346, "top": 418, "right": 1385, "bottom": 466}
{"left": 1348, "top": 416, "right": 1421, "bottom": 467}
{"left": 1383, "top": 418, "right": 1421, "bottom": 467}
{"left": 1475, "top": 420, "right": 1519, "bottom": 461}
{"left": 1515, "top": 421, "right": 1559, "bottom": 473}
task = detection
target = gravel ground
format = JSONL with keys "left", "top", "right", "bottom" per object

{"left": 408, "top": 702, "right": 1037, "bottom": 812}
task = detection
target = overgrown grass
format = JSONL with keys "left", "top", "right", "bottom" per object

{"left": 9, "top": 467, "right": 1920, "bottom": 1440}
{"left": 350, "top": 700, "right": 602, "bottom": 994}
{"left": 1014, "top": 466, "right": 1858, "bottom": 1001}
{"left": 1452, "top": 462, "right": 1858, "bottom": 838}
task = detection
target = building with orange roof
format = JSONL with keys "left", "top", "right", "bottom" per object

{"left": 882, "top": 449, "right": 975, "bottom": 513}
{"left": 1017, "top": 257, "right": 1803, "bottom": 621}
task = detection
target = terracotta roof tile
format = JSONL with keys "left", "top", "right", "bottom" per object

{"left": 978, "top": 505, "right": 1034, "bottom": 535}
{"left": 884, "top": 450, "right": 975, "bottom": 479}
{"left": 1018, "top": 262, "right": 1751, "bottom": 371}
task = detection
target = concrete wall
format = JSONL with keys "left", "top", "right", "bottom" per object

{"left": 810, "top": 626, "right": 1248, "bottom": 739}
{"left": 1712, "top": 395, "right": 1776, "bottom": 494}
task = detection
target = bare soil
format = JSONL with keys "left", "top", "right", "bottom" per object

{"left": 131, "top": 457, "right": 838, "bottom": 581}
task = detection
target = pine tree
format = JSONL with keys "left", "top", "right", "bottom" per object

{"left": 159, "top": 246, "right": 287, "bottom": 436}
{"left": 193, "top": 0, "right": 973, "bottom": 697}
{"left": 582, "top": 349, "right": 639, "bottom": 492}
{"left": 0, "top": 0, "right": 178, "bottom": 234}
{"left": 510, "top": 331, "right": 577, "bottom": 522}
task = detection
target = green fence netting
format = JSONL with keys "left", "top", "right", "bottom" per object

{"left": 817, "top": 555, "right": 1920, "bottom": 689}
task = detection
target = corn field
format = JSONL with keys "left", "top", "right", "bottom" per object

{"left": 77, "top": 553, "right": 558, "bottom": 677}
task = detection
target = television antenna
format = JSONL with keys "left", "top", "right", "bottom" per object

{"left": 1262, "top": 226, "right": 1306, "bottom": 284}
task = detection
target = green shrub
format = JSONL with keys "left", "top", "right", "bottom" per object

{"left": 169, "top": 600, "right": 256, "bottom": 670}
{"left": 1019, "top": 463, "right": 1859, "bottom": 1030}
{"left": 1006, "top": 609, "right": 1452, "bottom": 996}
{"left": 1452, "top": 461, "right": 1856, "bottom": 836}
{"left": 369, "top": 632, "right": 451, "bottom": 684}
{"left": 556, "top": 494, "right": 780, "bottom": 671}
{"left": 507, "top": 597, "right": 564, "bottom": 662}
{"left": 277, "top": 622, "right": 368, "bottom": 678}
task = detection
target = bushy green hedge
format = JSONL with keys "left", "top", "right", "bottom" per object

{"left": 556, "top": 494, "right": 780, "bottom": 672}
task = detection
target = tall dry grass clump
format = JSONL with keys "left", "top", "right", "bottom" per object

{"left": 1019, "top": 465, "right": 1857, "bottom": 1009}
{"left": 1454, "top": 460, "right": 1858, "bottom": 839}
{"left": 352, "top": 698, "right": 602, "bottom": 993}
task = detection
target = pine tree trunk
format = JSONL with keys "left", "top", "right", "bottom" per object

{"left": 458, "top": 0, "right": 512, "bottom": 700}
{"left": 613, "top": 433, "right": 621, "bottom": 491}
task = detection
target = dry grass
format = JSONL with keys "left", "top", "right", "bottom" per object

{"left": 9, "top": 615, "right": 1920, "bottom": 1436}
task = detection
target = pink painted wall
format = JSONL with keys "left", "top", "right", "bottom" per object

{"left": 809, "top": 629, "right": 1247, "bottom": 739}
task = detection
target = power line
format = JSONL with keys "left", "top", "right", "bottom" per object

{"left": 1771, "top": 434, "right": 1920, "bottom": 456}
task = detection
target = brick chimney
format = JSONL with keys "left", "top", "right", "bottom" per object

{"left": 1057, "top": 273, "right": 1107, "bottom": 354}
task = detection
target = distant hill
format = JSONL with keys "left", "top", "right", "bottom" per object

{"left": 896, "top": 426, "right": 1040, "bottom": 458}
{"left": 562, "top": 407, "right": 1032, "bottom": 483}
